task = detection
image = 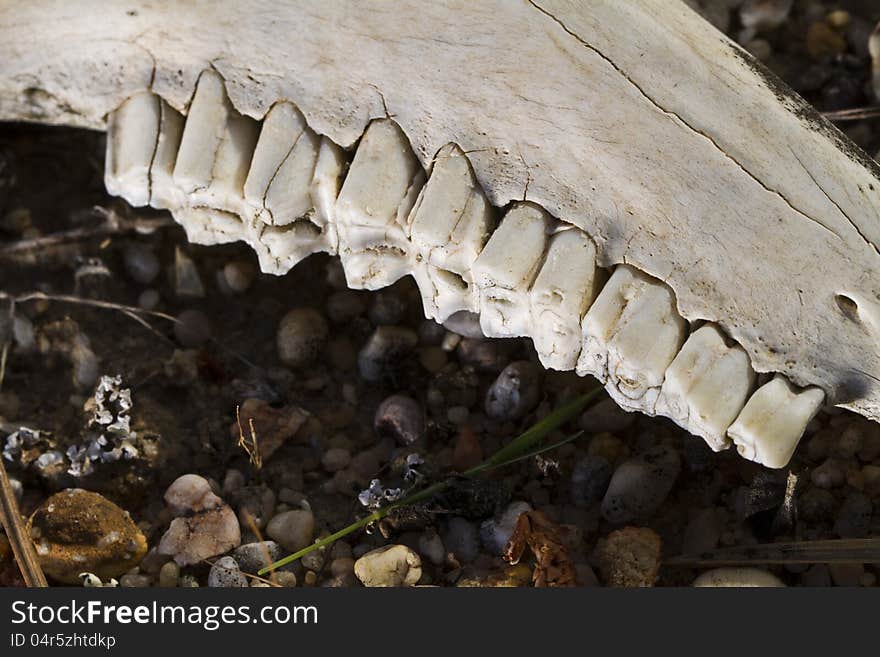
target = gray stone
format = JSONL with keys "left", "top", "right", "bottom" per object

{"left": 570, "top": 454, "right": 612, "bottom": 508}
{"left": 484, "top": 361, "right": 542, "bottom": 421}
{"left": 266, "top": 509, "right": 315, "bottom": 552}
{"left": 233, "top": 541, "right": 282, "bottom": 574}
{"left": 354, "top": 544, "right": 422, "bottom": 587}
{"left": 601, "top": 445, "right": 681, "bottom": 523}
{"left": 480, "top": 501, "right": 531, "bottom": 555}
{"left": 208, "top": 556, "right": 249, "bottom": 588}
{"left": 277, "top": 308, "right": 328, "bottom": 368}
{"left": 374, "top": 394, "right": 424, "bottom": 445}
{"left": 357, "top": 326, "right": 418, "bottom": 382}
{"left": 443, "top": 517, "right": 479, "bottom": 563}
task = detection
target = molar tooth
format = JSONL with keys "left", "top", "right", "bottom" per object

{"left": 173, "top": 70, "right": 259, "bottom": 218}
{"left": 244, "top": 102, "right": 318, "bottom": 226}
{"left": 576, "top": 265, "right": 687, "bottom": 413}
{"left": 654, "top": 324, "right": 756, "bottom": 450}
{"left": 148, "top": 100, "right": 185, "bottom": 211}
{"left": 334, "top": 119, "right": 425, "bottom": 290}
{"left": 408, "top": 144, "right": 495, "bottom": 322}
{"left": 727, "top": 375, "right": 824, "bottom": 469}
{"left": 528, "top": 228, "right": 603, "bottom": 371}
{"left": 105, "top": 91, "right": 160, "bottom": 207}
{"left": 471, "top": 203, "right": 553, "bottom": 338}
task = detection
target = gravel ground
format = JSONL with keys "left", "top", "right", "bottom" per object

{"left": 1, "top": 0, "right": 879, "bottom": 587}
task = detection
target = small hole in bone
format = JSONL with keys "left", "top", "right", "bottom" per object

{"left": 835, "top": 294, "right": 860, "bottom": 323}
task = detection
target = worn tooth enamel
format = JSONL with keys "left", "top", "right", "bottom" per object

{"left": 576, "top": 265, "right": 687, "bottom": 413}
{"left": 407, "top": 144, "right": 496, "bottom": 322}
{"left": 173, "top": 70, "right": 259, "bottom": 218}
{"left": 471, "top": 203, "right": 553, "bottom": 338}
{"left": 148, "top": 100, "right": 186, "bottom": 211}
{"left": 727, "top": 375, "right": 825, "bottom": 468}
{"left": 244, "top": 102, "right": 319, "bottom": 226}
{"left": 309, "top": 137, "right": 347, "bottom": 250}
{"left": 654, "top": 324, "right": 756, "bottom": 450}
{"left": 528, "top": 228, "right": 603, "bottom": 371}
{"left": 105, "top": 91, "right": 160, "bottom": 207}
{"left": 334, "top": 118, "right": 425, "bottom": 290}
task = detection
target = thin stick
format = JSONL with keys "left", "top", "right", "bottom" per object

{"left": 667, "top": 538, "right": 880, "bottom": 566}
{"left": 0, "top": 212, "right": 173, "bottom": 258}
{"left": 0, "top": 456, "right": 47, "bottom": 587}
{"left": 822, "top": 106, "right": 880, "bottom": 122}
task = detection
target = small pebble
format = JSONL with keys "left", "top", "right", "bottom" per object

{"left": 484, "top": 361, "right": 542, "bottom": 421}
{"left": 480, "top": 501, "right": 532, "bottom": 555}
{"left": 374, "top": 394, "right": 424, "bottom": 445}
{"left": 418, "top": 531, "right": 446, "bottom": 566}
{"left": 811, "top": 458, "right": 845, "bottom": 489}
{"left": 330, "top": 557, "right": 355, "bottom": 576}
{"left": 419, "top": 346, "right": 447, "bottom": 373}
{"left": 368, "top": 291, "right": 406, "bottom": 325}
{"left": 452, "top": 425, "right": 483, "bottom": 472}
{"left": 208, "top": 556, "right": 249, "bottom": 588}
{"left": 798, "top": 486, "right": 836, "bottom": 523}
{"left": 693, "top": 567, "right": 785, "bottom": 587}
{"left": 174, "top": 309, "right": 213, "bottom": 348}
{"left": 158, "top": 561, "right": 179, "bottom": 588}
{"left": 834, "top": 492, "right": 873, "bottom": 538}
{"left": 137, "top": 289, "right": 160, "bottom": 310}
{"left": 123, "top": 243, "right": 160, "bottom": 284}
{"left": 443, "top": 517, "right": 479, "bottom": 563}
{"left": 274, "top": 571, "right": 298, "bottom": 587}
{"left": 601, "top": 446, "right": 681, "bottom": 523}
{"left": 266, "top": 509, "right": 315, "bottom": 552}
{"left": 119, "top": 573, "right": 151, "bottom": 588}
{"left": 829, "top": 563, "right": 864, "bottom": 587}
{"left": 174, "top": 247, "right": 205, "bottom": 298}
{"left": 354, "top": 544, "right": 422, "bottom": 587}
{"left": 570, "top": 454, "right": 613, "bottom": 508}
{"left": 220, "top": 260, "right": 255, "bottom": 293}
{"left": 322, "top": 447, "right": 352, "bottom": 472}
{"left": 447, "top": 405, "right": 470, "bottom": 426}
{"left": 326, "top": 290, "right": 365, "bottom": 323}
{"left": 277, "top": 308, "right": 329, "bottom": 368}
{"left": 233, "top": 541, "right": 282, "bottom": 574}
{"left": 596, "top": 527, "right": 662, "bottom": 587}
{"left": 357, "top": 326, "right": 418, "bottom": 381}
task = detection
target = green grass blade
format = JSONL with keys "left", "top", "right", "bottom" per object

{"left": 258, "top": 388, "right": 600, "bottom": 575}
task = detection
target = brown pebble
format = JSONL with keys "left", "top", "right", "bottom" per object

{"left": 595, "top": 526, "right": 662, "bottom": 588}
{"left": 452, "top": 425, "right": 484, "bottom": 472}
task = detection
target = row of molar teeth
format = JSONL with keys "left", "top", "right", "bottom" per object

{"left": 105, "top": 72, "right": 346, "bottom": 275}
{"left": 103, "top": 75, "right": 829, "bottom": 470}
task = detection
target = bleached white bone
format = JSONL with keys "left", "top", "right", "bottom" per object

{"left": 172, "top": 207, "right": 247, "bottom": 247}
{"left": 472, "top": 203, "right": 553, "bottom": 338}
{"left": 655, "top": 323, "right": 756, "bottom": 450}
{"left": 173, "top": 70, "right": 259, "bottom": 220}
{"left": 727, "top": 375, "right": 824, "bottom": 468}
{"left": 335, "top": 119, "right": 425, "bottom": 289}
{"left": 576, "top": 265, "right": 687, "bottom": 413}
{"left": 528, "top": 228, "right": 603, "bottom": 371}
{"left": 9, "top": 0, "right": 880, "bottom": 463}
{"left": 408, "top": 144, "right": 496, "bottom": 322}
{"left": 105, "top": 91, "right": 160, "bottom": 207}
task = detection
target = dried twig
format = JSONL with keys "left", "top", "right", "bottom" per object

{"left": 667, "top": 538, "right": 880, "bottom": 566}
{"left": 822, "top": 106, "right": 880, "bottom": 122}
{"left": 235, "top": 405, "right": 263, "bottom": 470}
{"left": 0, "top": 456, "right": 47, "bottom": 587}
{"left": 0, "top": 207, "right": 174, "bottom": 259}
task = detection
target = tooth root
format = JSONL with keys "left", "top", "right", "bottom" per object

{"left": 472, "top": 203, "right": 553, "bottom": 338}
{"left": 528, "top": 228, "right": 603, "bottom": 371}
{"left": 173, "top": 70, "right": 259, "bottom": 219}
{"left": 334, "top": 119, "right": 425, "bottom": 290}
{"left": 148, "top": 100, "right": 185, "bottom": 211}
{"left": 105, "top": 91, "right": 160, "bottom": 207}
{"left": 655, "top": 324, "right": 756, "bottom": 450}
{"left": 576, "top": 265, "right": 687, "bottom": 413}
{"left": 408, "top": 144, "right": 496, "bottom": 322}
{"left": 727, "top": 375, "right": 824, "bottom": 468}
